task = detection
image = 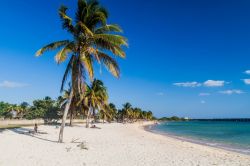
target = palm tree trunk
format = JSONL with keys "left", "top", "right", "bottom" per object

{"left": 58, "top": 90, "right": 73, "bottom": 143}
{"left": 86, "top": 109, "right": 91, "bottom": 128}
{"left": 69, "top": 109, "right": 73, "bottom": 126}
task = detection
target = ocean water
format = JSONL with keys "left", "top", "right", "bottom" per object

{"left": 150, "top": 121, "right": 250, "bottom": 154}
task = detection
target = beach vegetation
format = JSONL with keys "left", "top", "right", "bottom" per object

{"left": 158, "top": 116, "right": 187, "bottom": 121}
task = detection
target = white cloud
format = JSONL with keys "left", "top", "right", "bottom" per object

{"left": 245, "top": 70, "right": 250, "bottom": 75}
{"left": 200, "top": 100, "right": 206, "bottom": 104}
{"left": 203, "top": 80, "right": 225, "bottom": 87}
{"left": 242, "top": 79, "right": 250, "bottom": 85}
{"left": 173, "top": 82, "right": 201, "bottom": 87}
{"left": 156, "top": 92, "right": 164, "bottom": 96}
{"left": 174, "top": 80, "right": 227, "bottom": 88}
{"left": 219, "top": 89, "right": 244, "bottom": 95}
{"left": 0, "top": 81, "right": 29, "bottom": 88}
{"left": 199, "top": 93, "right": 211, "bottom": 96}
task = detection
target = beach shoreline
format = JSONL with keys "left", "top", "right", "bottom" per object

{"left": 0, "top": 122, "right": 250, "bottom": 166}
{"left": 143, "top": 122, "right": 250, "bottom": 155}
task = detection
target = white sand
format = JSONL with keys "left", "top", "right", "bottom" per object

{"left": 0, "top": 122, "right": 249, "bottom": 166}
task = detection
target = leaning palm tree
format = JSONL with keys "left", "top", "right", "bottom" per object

{"left": 59, "top": 88, "right": 74, "bottom": 126}
{"left": 36, "top": 0, "right": 127, "bottom": 142}
{"left": 82, "top": 79, "right": 108, "bottom": 127}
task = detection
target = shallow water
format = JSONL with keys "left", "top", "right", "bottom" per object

{"left": 151, "top": 121, "right": 250, "bottom": 154}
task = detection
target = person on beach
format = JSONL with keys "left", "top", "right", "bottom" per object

{"left": 90, "top": 124, "right": 101, "bottom": 129}
{"left": 34, "top": 123, "right": 38, "bottom": 133}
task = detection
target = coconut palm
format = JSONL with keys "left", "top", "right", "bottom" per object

{"left": 98, "top": 103, "right": 117, "bottom": 123}
{"left": 82, "top": 79, "right": 108, "bottom": 127}
{"left": 36, "top": 0, "right": 127, "bottom": 142}
{"left": 122, "top": 102, "right": 132, "bottom": 123}
{"left": 59, "top": 88, "right": 74, "bottom": 126}
{"left": 141, "top": 111, "right": 148, "bottom": 120}
{"left": 146, "top": 111, "right": 153, "bottom": 120}
{"left": 131, "top": 107, "right": 141, "bottom": 122}
{"left": 107, "top": 103, "right": 117, "bottom": 121}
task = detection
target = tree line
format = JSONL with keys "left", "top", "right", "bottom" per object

{"left": 158, "top": 116, "right": 188, "bottom": 121}
{"left": 0, "top": 80, "right": 154, "bottom": 125}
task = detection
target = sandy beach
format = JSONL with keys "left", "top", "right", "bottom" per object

{"left": 0, "top": 122, "right": 249, "bottom": 166}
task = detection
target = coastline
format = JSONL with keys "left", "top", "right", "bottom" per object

{"left": 143, "top": 122, "right": 250, "bottom": 155}
{"left": 0, "top": 122, "right": 250, "bottom": 166}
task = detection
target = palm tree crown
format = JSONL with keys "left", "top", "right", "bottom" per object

{"left": 36, "top": 0, "right": 127, "bottom": 142}
{"left": 36, "top": 0, "right": 128, "bottom": 95}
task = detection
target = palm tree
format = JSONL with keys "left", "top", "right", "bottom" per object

{"left": 36, "top": 0, "right": 127, "bottom": 142}
{"left": 82, "top": 79, "right": 108, "bottom": 127}
{"left": 59, "top": 88, "right": 74, "bottom": 126}
{"left": 122, "top": 102, "right": 132, "bottom": 123}
{"left": 108, "top": 103, "right": 117, "bottom": 121}
{"left": 141, "top": 111, "right": 148, "bottom": 120}
{"left": 98, "top": 103, "right": 116, "bottom": 123}
{"left": 146, "top": 111, "right": 153, "bottom": 120}
{"left": 132, "top": 107, "right": 141, "bottom": 122}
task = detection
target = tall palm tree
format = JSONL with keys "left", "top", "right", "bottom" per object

{"left": 36, "top": 0, "right": 127, "bottom": 142}
{"left": 82, "top": 79, "right": 108, "bottom": 127}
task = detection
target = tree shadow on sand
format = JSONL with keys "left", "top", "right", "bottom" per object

{"left": 9, "top": 127, "right": 58, "bottom": 143}
{"left": 0, "top": 129, "right": 4, "bottom": 133}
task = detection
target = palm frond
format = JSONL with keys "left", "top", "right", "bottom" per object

{"left": 55, "top": 43, "right": 74, "bottom": 64}
{"left": 95, "top": 24, "right": 123, "bottom": 34}
{"left": 86, "top": 11, "right": 107, "bottom": 28}
{"left": 80, "top": 53, "right": 94, "bottom": 81}
{"left": 60, "top": 55, "right": 74, "bottom": 92}
{"left": 36, "top": 40, "right": 70, "bottom": 56}
{"left": 94, "top": 39, "right": 126, "bottom": 58}
{"left": 96, "top": 6, "right": 108, "bottom": 18}
{"left": 76, "top": 0, "right": 87, "bottom": 22}
{"left": 78, "top": 21, "right": 94, "bottom": 37}
{"left": 59, "top": 6, "right": 75, "bottom": 33}
{"left": 88, "top": 0, "right": 99, "bottom": 11}
{"left": 112, "top": 46, "right": 126, "bottom": 58}
{"left": 98, "top": 52, "right": 120, "bottom": 77}
{"left": 86, "top": 47, "right": 100, "bottom": 62}
{"left": 94, "top": 34, "right": 128, "bottom": 47}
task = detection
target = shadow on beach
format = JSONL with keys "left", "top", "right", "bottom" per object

{"left": 0, "top": 129, "right": 4, "bottom": 133}
{"left": 8, "top": 127, "right": 58, "bottom": 143}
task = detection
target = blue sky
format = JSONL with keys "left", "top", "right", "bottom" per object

{"left": 0, "top": 0, "right": 250, "bottom": 118}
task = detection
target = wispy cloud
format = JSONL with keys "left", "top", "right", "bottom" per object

{"left": 203, "top": 80, "right": 225, "bottom": 87}
{"left": 199, "top": 93, "right": 211, "bottom": 96}
{"left": 0, "top": 81, "right": 29, "bottom": 88}
{"left": 173, "top": 82, "right": 201, "bottom": 87}
{"left": 219, "top": 89, "right": 244, "bottom": 95}
{"left": 174, "top": 80, "right": 226, "bottom": 88}
{"left": 242, "top": 79, "right": 250, "bottom": 85}
{"left": 245, "top": 70, "right": 250, "bottom": 75}
{"left": 156, "top": 92, "right": 164, "bottom": 96}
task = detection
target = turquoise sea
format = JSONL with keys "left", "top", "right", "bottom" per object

{"left": 150, "top": 121, "right": 250, "bottom": 154}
